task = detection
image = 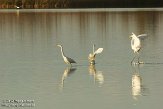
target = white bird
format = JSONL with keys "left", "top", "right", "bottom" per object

{"left": 16, "top": 6, "right": 20, "bottom": 9}
{"left": 88, "top": 44, "right": 103, "bottom": 65}
{"left": 57, "top": 44, "right": 76, "bottom": 66}
{"left": 14, "top": 5, "right": 21, "bottom": 9}
{"left": 130, "top": 32, "right": 147, "bottom": 64}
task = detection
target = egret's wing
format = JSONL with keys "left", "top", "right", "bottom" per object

{"left": 137, "top": 34, "right": 147, "bottom": 40}
{"left": 67, "top": 57, "right": 76, "bottom": 63}
{"left": 94, "top": 48, "right": 103, "bottom": 55}
{"left": 137, "top": 34, "right": 147, "bottom": 37}
{"left": 131, "top": 39, "right": 135, "bottom": 46}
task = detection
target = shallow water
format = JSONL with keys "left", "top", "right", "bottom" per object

{"left": 0, "top": 9, "right": 163, "bottom": 109}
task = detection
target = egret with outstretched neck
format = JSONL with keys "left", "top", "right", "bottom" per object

{"left": 57, "top": 44, "right": 76, "bottom": 66}
{"left": 88, "top": 44, "right": 103, "bottom": 65}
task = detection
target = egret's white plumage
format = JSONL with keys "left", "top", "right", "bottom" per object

{"left": 94, "top": 48, "right": 103, "bottom": 55}
{"left": 137, "top": 34, "right": 147, "bottom": 38}
{"left": 57, "top": 44, "right": 76, "bottom": 66}
{"left": 130, "top": 33, "right": 141, "bottom": 53}
{"left": 130, "top": 32, "right": 147, "bottom": 64}
{"left": 88, "top": 44, "right": 103, "bottom": 65}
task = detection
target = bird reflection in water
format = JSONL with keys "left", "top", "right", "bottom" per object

{"left": 131, "top": 65, "right": 143, "bottom": 100}
{"left": 89, "top": 64, "right": 104, "bottom": 86}
{"left": 132, "top": 73, "right": 142, "bottom": 99}
{"left": 60, "top": 67, "right": 76, "bottom": 90}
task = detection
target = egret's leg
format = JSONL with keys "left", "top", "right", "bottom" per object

{"left": 69, "top": 63, "right": 72, "bottom": 68}
{"left": 131, "top": 56, "right": 136, "bottom": 64}
{"left": 137, "top": 52, "right": 143, "bottom": 64}
{"left": 137, "top": 53, "right": 140, "bottom": 64}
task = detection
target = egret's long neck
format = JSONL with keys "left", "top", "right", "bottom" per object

{"left": 93, "top": 44, "right": 95, "bottom": 53}
{"left": 133, "top": 34, "right": 138, "bottom": 40}
{"left": 60, "top": 46, "right": 66, "bottom": 58}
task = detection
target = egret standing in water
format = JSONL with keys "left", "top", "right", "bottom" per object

{"left": 57, "top": 44, "right": 76, "bottom": 66}
{"left": 88, "top": 44, "right": 103, "bottom": 65}
{"left": 130, "top": 32, "right": 147, "bottom": 64}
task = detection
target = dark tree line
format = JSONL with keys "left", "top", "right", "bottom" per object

{"left": 0, "top": 0, "right": 72, "bottom": 8}
{"left": 0, "top": 0, "right": 162, "bottom": 9}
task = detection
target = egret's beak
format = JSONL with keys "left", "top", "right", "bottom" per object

{"left": 129, "top": 32, "right": 135, "bottom": 38}
{"left": 57, "top": 44, "right": 60, "bottom": 47}
{"left": 129, "top": 35, "right": 131, "bottom": 38}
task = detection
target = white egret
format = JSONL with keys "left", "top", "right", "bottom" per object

{"left": 14, "top": 5, "right": 22, "bottom": 9}
{"left": 130, "top": 32, "right": 147, "bottom": 64}
{"left": 88, "top": 44, "right": 103, "bottom": 65}
{"left": 57, "top": 44, "right": 76, "bottom": 66}
{"left": 16, "top": 6, "right": 20, "bottom": 9}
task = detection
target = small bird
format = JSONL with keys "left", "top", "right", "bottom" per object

{"left": 130, "top": 32, "right": 147, "bottom": 64}
{"left": 57, "top": 44, "right": 76, "bottom": 66}
{"left": 88, "top": 44, "right": 103, "bottom": 65}
{"left": 15, "top": 6, "right": 20, "bottom": 9}
{"left": 14, "top": 5, "right": 22, "bottom": 9}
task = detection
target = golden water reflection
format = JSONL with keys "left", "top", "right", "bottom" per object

{"left": 60, "top": 67, "right": 76, "bottom": 90}
{"left": 89, "top": 64, "right": 104, "bottom": 86}
{"left": 131, "top": 65, "right": 147, "bottom": 100}
{"left": 132, "top": 73, "right": 142, "bottom": 99}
